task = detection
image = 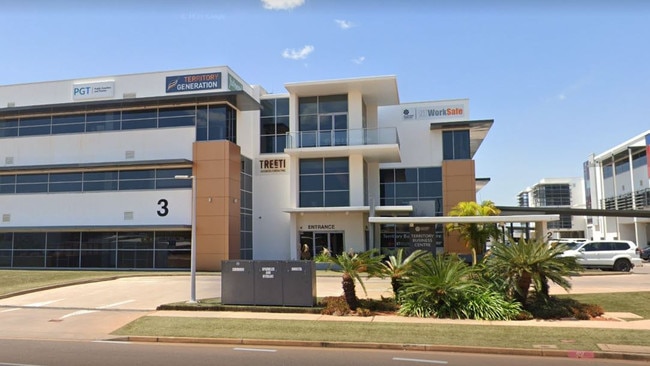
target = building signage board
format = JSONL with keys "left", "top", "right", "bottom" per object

{"left": 402, "top": 103, "right": 467, "bottom": 121}
{"left": 72, "top": 81, "right": 115, "bottom": 100}
{"left": 258, "top": 158, "right": 287, "bottom": 173}
{"left": 165, "top": 72, "right": 222, "bottom": 93}
{"left": 228, "top": 74, "right": 243, "bottom": 91}
{"left": 409, "top": 225, "right": 435, "bottom": 250}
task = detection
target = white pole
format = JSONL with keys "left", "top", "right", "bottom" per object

{"left": 175, "top": 174, "right": 197, "bottom": 303}
{"left": 190, "top": 175, "right": 197, "bottom": 303}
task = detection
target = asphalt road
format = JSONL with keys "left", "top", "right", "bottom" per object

{"left": 0, "top": 339, "right": 645, "bottom": 366}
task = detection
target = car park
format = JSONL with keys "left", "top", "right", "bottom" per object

{"left": 560, "top": 240, "right": 643, "bottom": 272}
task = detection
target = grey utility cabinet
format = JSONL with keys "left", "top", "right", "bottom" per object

{"left": 221, "top": 260, "right": 316, "bottom": 306}
{"left": 221, "top": 260, "right": 255, "bottom": 305}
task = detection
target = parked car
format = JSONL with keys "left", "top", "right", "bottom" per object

{"left": 559, "top": 240, "right": 643, "bottom": 272}
{"left": 641, "top": 246, "right": 650, "bottom": 261}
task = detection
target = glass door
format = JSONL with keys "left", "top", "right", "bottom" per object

{"left": 300, "top": 231, "right": 344, "bottom": 257}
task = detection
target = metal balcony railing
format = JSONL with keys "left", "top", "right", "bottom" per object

{"left": 285, "top": 127, "right": 399, "bottom": 149}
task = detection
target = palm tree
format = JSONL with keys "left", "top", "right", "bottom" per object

{"left": 484, "top": 236, "right": 583, "bottom": 305}
{"left": 327, "top": 249, "right": 384, "bottom": 310}
{"left": 379, "top": 248, "right": 428, "bottom": 300}
{"left": 446, "top": 200, "right": 501, "bottom": 265}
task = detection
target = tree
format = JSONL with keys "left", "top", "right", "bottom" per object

{"left": 483, "top": 236, "right": 583, "bottom": 305}
{"left": 327, "top": 249, "right": 384, "bottom": 310}
{"left": 379, "top": 248, "right": 428, "bottom": 300}
{"left": 446, "top": 200, "right": 501, "bottom": 265}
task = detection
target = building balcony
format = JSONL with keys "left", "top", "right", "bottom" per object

{"left": 284, "top": 127, "right": 401, "bottom": 162}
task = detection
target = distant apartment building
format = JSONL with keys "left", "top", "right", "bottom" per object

{"left": 584, "top": 130, "right": 650, "bottom": 246}
{"left": 517, "top": 178, "right": 586, "bottom": 239}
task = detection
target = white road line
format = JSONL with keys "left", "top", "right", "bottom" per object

{"left": 0, "top": 362, "right": 45, "bottom": 366}
{"left": 59, "top": 310, "right": 98, "bottom": 319}
{"left": 233, "top": 348, "right": 277, "bottom": 353}
{"left": 97, "top": 300, "right": 135, "bottom": 309}
{"left": 25, "top": 299, "right": 64, "bottom": 307}
{"left": 0, "top": 308, "right": 21, "bottom": 313}
{"left": 393, "top": 357, "right": 448, "bottom": 364}
{"left": 92, "top": 340, "right": 132, "bottom": 345}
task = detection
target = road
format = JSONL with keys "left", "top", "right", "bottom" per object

{"left": 0, "top": 339, "right": 645, "bottom": 366}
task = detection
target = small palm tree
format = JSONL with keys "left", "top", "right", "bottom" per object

{"left": 379, "top": 248, "right": 428, "bottom": 300}
{"left": 328, "top": 249, "right": 384, "bottom": 310}
{"left": 446, "top": 200, "right": 501, "bottom": 265}
{"left": 484, "top": 236, "right": 583, "bottom": 305}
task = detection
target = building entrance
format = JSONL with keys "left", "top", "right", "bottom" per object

{"left": 299, "top": 231, "right": 344, "bottom": 257}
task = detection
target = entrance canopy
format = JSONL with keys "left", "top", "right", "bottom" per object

{"left": 368, "top": 214, "right": 560, "bottom": 224}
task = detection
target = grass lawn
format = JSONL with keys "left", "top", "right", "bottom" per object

{"left": 113, "top": 316, "right": 650, "bottom": 351}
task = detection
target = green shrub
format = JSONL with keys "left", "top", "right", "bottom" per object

{"left": 525, "top": 295, "right": 604, "bottom": 320}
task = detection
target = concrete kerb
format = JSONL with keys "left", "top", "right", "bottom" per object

{"left": 113, "top": 335, "right": 650, "bottom": 362}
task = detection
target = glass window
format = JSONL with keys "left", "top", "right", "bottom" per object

{"left": 319, "top": 95, "right": 348, "bottom": 113}
{"left": 47, "top": 232, "right": 81, "bottom": 250}
{"left": 443, "top": 130, "right": 470, "bottom": 160}
{"left": 14, "top": 233, "right": 46, "bottom": 250}
{"left": 299, "top": 157, "right": 349, "bottom": 207}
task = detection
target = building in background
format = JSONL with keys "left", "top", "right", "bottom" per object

{"left": 584, "top": 131, "right": 650, "bottom": 246}
{"left": 0, "top": 66, "right": 495, "bottom": 270}
{"left": 516, "top": 178, "right": 586, "bottom": 239}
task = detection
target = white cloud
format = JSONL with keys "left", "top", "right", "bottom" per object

{"left": 352, "top": 56, "right": 365, "bottom": 65}
{"left": 335, "top": 19, "right": 355, "bottom": 29}
{"left": 282, "top": 45, "right": 315, "bottom": 60}
{"left": 557, "top": 94, "right": 566, "bottom": 101}
{"left": 261, "top": 0, "right": 305, "bottom": 10}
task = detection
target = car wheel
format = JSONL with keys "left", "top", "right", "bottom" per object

{"left": 613, "top": 259, "right": 632, "bottom": 272}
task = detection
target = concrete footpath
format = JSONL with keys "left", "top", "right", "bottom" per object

{"left": 119, "top": 269, "right": 650, "bottom": 362}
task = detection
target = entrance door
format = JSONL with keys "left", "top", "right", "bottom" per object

{"left": 300, "top": 231, "right": 344, "bottom": 257}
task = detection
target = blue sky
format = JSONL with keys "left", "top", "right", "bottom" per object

{"left": 2, "top": 0, "right": 649, "bottom": 206}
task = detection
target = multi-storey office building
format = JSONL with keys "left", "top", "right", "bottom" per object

{"left": 584, "top": 131, "right": 650, "bottom": 246}
{"left": 516, "top": 178, "right": 586, "bottom": 239}
{"left": 0, "top": 66, "right": 494, "bottom": 270}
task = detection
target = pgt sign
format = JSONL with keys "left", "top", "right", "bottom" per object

{"left": 72, "top": 81, "right": 115, "bottom": 100}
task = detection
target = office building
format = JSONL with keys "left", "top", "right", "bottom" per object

{"left": 0, "top": 66, "right": 494, "bottom": 270}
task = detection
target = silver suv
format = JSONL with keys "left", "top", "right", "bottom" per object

{"left": 560, "top": 240, "right": 642, "bottom": 272}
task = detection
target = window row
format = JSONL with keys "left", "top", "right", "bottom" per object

{"left": 0, "top": 104, "right": 238, "bottom": 143}
{"left": 0, "top": 231, "right": 191, "bottom": 269}
{"left": 379, "top": 167, "right": 443, "bottom": 208}
{"left": 0, "top": 168, "right": 192, "bottom": 194}
{"left": 260, "top": 98, "right": 290, "bottom": 154}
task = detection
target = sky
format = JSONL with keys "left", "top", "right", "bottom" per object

{"left": 1, "top": 0, "right": 649, "bottom": 206}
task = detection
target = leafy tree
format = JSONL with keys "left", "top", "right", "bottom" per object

{"left": 445, "top": 200, "right": 501, "bottom": 265}
{"left": 379, "top": 248, "right": 428, "bottom": 300}
{"left": 327, "top": 249, "right": 384, "bottom": 310}
{"left": 483, "top": 236, "right": 583, "bottom": 305}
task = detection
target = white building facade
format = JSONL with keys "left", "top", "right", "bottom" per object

{"left": 584, "top": 131, "right": 650, "bottom": 246}
{"left": 517, "top": 178, "right": 587, "bottom": 239}
{"left": 0, "top": 66, "right": 494, "bottom": 270}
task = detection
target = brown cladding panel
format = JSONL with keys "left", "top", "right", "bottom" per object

{"left": 193, "top": 140, "right": 242, "bottom": 271}
{"left": 442, "top": 160, "right": 477, "bottom": 255}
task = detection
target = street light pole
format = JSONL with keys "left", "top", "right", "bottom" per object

{"left": 175, "top": 174, "right": 197, "bottom": 303}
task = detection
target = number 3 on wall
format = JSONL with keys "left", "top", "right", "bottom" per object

{"left": 157, "top": 199, "right": 169, "bottom": 217}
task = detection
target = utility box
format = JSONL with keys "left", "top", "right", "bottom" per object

{"left": 253, "top": 261, "right": 284, "bottom": 306}
{"left": 221, "top": 260, "right": 255, "bottom": 305}
{"left": 283, "top": 261, "right": 316, "bottom": 306}
{"left": 221, "top": 260, "right": 317, "bottom": 307}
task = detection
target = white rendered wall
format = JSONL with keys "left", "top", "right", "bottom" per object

{"left": 252, "top": 156, "right": 291, "bottom": 260}
{"left": 378, "top": 99, "right": 469, "bottom": 169}
{"left": 1, "top": 189, "right": 190, "bottom": 228}
{"left": 0, "top": 66, "right": 253, "bottom": 109}
{"left": 1, "top": 127, "right": 195, "bottom": 168}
